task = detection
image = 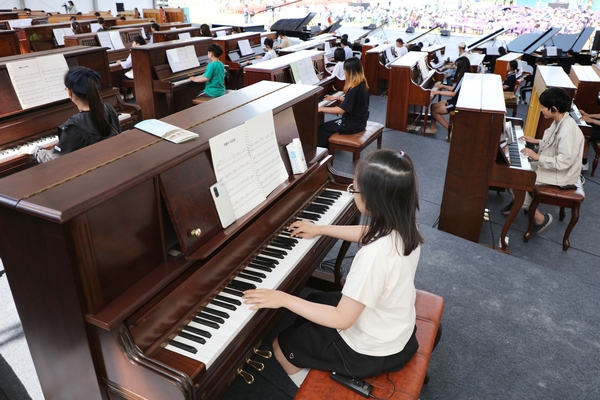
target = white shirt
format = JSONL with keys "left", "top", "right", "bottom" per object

{"left": 343, "top": 46, "right": 353, "bottom": 59}
{"left": 262, "top": 49, "right": 277, "bottom": 61}
{"left": 331, "top": 61, "right": 345, "bottom": 80}
{"left": 396, "top": 45, "right": 408, "bottom": 58}
{"left": 340, "top": 233, "right": 419, "bottom": 356}
{"left": 121, "top": 54, "right": 132, "bottom": 70}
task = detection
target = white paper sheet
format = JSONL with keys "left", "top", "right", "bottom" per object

{"left": 216, "top": 30, "right": 226, "bottom": 37}
{"left": 7, "top": 19, "right": 32, "bottom": 29}
{"left": 295, "top": 57, "right": 320, "bottom": 85}
{"left": 166, "top": 45, "right": 200, "bottom": 73}
{"left": 109, "top": 31, "right": 125, "bottom": 49}
{"left": 238, "top": 39, "right": 253, "bottom": 56}
{"left": 178, "top": 32, "right": 191, "bottom": 39}
{"left": 90, "top": 23, "right": 101, "bottom": 33}
{"left": 97, "top": 31, "right": 114, "bottom": 50}
{"left": 53, "top": 28, "right": 67, "bottom": 46}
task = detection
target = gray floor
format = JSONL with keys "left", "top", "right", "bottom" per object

{"left": 2, "top": 29, "right": 600, "bottom": 400}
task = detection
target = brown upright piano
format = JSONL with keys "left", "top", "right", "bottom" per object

{"left": 213, "top": 32, "right": 262, "bottom": 88}
{"left": 0, "top": 30, "right": 20, "bottom": 56}
{"left": 0, "top": 81, "right": 358, "bottom": 400}
{"left": 494, "top": 52, "right": 523, "bottom": 82}
{"left": 385, "top": 51, "right": 445, "bottom": 136}
{"left": 439, "top": 73, "right": 536, "bottom": 252}
{"left": 152, "top": 26, "right": 202, "bottom": 43}
{"left": 132, "top": 36, "right": 212, "bottom": 119}
{"left": 570, "top": 65, "right": 600, "bottom": 114}
{"left": 0, "top": 46, "right": 141, "bottom": 177}
{"left": 364, "top": 44, "right": 394, "bottom": 95}
{"left": 14, "top": 21, "right": 92, "bottom": 53}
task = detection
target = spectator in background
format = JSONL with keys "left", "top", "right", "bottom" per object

{"left": 66, "top": 1, "right": 77, "bottom": 14}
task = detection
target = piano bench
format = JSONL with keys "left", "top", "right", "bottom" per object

{"left": 523, "top": 184, "right": 585, "bottom": 251}
{"left": 192, "top": 90, "right": 234, "bottom": 105}
{"left": 328, "top": 121, "right": 384, "bottom": 166}
{"left": 294, "top": 290, "right": 444, "bottom": 400}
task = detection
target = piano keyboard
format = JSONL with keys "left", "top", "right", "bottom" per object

{"left": 0, "top": 135, "right": 58, "bottom": 163}
{"left": 165, "top": 188, "right": 354, "bottom": 368}
{"left": 507, "top": 124, "right": 531, "bottom": 170}
{"left": 318, "top": 91, "right": 344, "bottom": 108}
{"left": 172, "top": 76, "right": 202, "bottom": 87}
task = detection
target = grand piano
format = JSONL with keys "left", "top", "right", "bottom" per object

{"left": 0, "top": 81, "right": 358, "bottom": 400}
{"left": 438, "top": 73, "right": 536, "bottom": 252}
{"left": 385, "top": 51, "right": 445, "bottom": 135}
{"left": 131, "top": 36, "right": 212, "bottom": 119}
{"left": 0, "top": 45, "right": 141, "bottom": 178}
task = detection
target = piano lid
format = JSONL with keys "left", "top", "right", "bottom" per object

{"left": 270, "top": 12, "right": 317, "bottom": 33}
{"left": 507, "top": 27, "right": 561, "bottom": 54}
{"left": 406, "top": 25, "right": 442, "bottom": 44}
{"left": 548, "top": 27, "right": 595, "bottom": 52}
{"left": 465, "top": 28, "right": 506, "bottom": 51}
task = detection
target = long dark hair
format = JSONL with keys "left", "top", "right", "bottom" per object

{"left": 64, "top": 66, "right": 115, "bottom": 137}
{"left": 454, "top": 57, "right": 471, "bottom": 83}
{"left": 355, "top": 150, "right": 423, "bottom": 256}
{"left": 71, "top": 21, "right": 82, "bottom": 34}
{"left": 343, "top": 57, "right": 369, "bottom": 92}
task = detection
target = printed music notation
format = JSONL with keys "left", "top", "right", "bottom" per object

{"left": 209, "top": 111, "right": 288, "bottom": 220}
{"left": 166, "top": 45, "right": 200, "bottom": 73}
{"left": 135, "top": 119, "right": 199, "bottom": 143}
{"left": 6, "top": 54, "right": 69, "bottom": 110}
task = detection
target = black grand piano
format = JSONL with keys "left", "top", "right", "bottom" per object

{"left": 271, "top": 13, "right": 340, "bottom": 41}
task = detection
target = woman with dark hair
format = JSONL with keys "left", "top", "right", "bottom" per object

{"left": 97, "top": 17, "right": 110, "bottom": 31}
{"left": 503, "top": 59, "right": 519, "bottom": 92}
{"left": 29, "top": 67, "right": 120, "bottom": 163}
{"left": 316, "top": 57, "right": 370, "bottom": 148}
{"left": 427, "top": 56, "right": 471, "bottom": 134}
{"left": 327, "top": 47, "right": 346, "bottom": 91}
{"left": 199, "top": 23, "right": 213, "bottom": 37}
{"left": 243, "top": 149, "right": 423, "bottom": 387}
{"left": 148, "top": 22, "right": 160, "bottom": 44}
{"left": 503, "top": 87, "right": 584, "bottom": 233}
{"left": 71, "top": 21, "right": 82, "bottom": 34}
{"left": 189, "top": 43, "right": 225, "bottom": 98}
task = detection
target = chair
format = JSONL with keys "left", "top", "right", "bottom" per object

{"left": 504, "top": 79, "right": 522, "bottom": 117}
{"left": 328, "top": 121, "right": 384, "bottom": 166}
{"left": 523, "top": 184, "right": 585, "bottom": 251}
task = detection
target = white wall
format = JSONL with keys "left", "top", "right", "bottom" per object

{"left": 0, "top": 0, "right": 20, "bottom": 10}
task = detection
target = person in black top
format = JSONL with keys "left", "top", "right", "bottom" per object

{"left": 317, "top": 57, "right": 370, "bottom": 148}
{"left": 27, "top": 67, "right": 120, "bottom": 163}
{"left": 503, "top": 60, "right": 519, "bottom": 92}
{"left": 97, "top": 17, "right": 110, "bottom": 31}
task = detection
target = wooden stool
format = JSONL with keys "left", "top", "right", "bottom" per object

{"left": 523, "top": 184, "right": 585, "bottom": 251}
{"left": 294, "top": 290, "right": 444, "bottom": 400}
{"left": 328, "top": 121, "right": 384, "bottom": 165}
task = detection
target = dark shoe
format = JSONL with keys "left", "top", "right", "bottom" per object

{"left": 533, "top": 213, "right": 553, "bottom": 234}
{"left": 501, "top": 200, "right": 514, "bottom": 215}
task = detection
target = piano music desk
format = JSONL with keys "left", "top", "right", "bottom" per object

{"left": 570, "top": 65, "right": 600, "bottom": 115}
{"left": 364, "top": 44, "right": 393, "bottom": 95}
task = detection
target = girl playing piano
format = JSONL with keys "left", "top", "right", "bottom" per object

{"left": 28, "top": 67, "right": 120, "bottom": 163}
{"left": 243, "top": 149, "right": 423, "bottom": 387}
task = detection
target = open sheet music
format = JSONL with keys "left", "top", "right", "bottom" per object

{"left": 178, "top": 32, "right": 191, "bottom": 40}
{"left": 166, "top": 45, "right": 200, "bottom": 73}
{"left": 6, "top": 54, "right": 69, "bottom": 109}
{"left": 52, "top": 28, "right": 72, "bottom": 46}
{"left": 7, "top": 19, "right": 32, "bottom": 29}
{"left": 238, "top": 39, "right": 253, "bottom": 57}
{"left": 135, "top": 119, "right": 199, "bottom": 143}
{"left": 209, "top": 111, "right": 288, "bottom": 219}
{"left": 290, "top": 57, "right": 320, "bottom": 85}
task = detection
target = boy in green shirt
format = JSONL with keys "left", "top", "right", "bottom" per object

{"left": 189, "top": 44, "right": 226, "bottom": 98}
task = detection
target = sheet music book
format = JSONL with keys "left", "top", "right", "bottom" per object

{"left": 436, "top": 50, "right": 443, "bottom": 61}
{"left": 140, "top": 28, "right": 146, "bottom": 39}
{"left": 209, "top": 111, "right": 288, "bottom": 219}
{"left": 546, "top": 46, "right": 557, "bottom": 57}
{"left": 178, "top": 32, "right": 191, "bottom": 39}
{"left": 238, "top": 39, "right": 253, "bottom": 57}
{"left": 216, "top": 30, "right": 226, "bottom": 37}
{"left": 108, "top": 31, "right": 125, "bottom": 49}
{"left": 385, "top": 47, "right": 395, "bottom": 63}
{"left": 52, "top": 28, "right": 72, "bottom": 46}
{"left": 97, "top": 31, "right": 114, "bottom": 49}
{"left": 290, "top": 57, "right": 320, "bottom": 85}
{"left": 6, "top": 54, "right": 69, "bottom": 109}
{"left": 324, "top": 41, "right": 332, "bottom": 55}
{"left": 7, "top": 19, "right": 32, "bottom": 29}
{"left": 417, "top": 56, "right": 429, "bottom": 81}
{"left": 135, "top": 119, "right": 199, "bottom": 143}
{"left": 166, "top": 45, "right": 200, "bottom": 73}
{"left": 91, "top": 23, "right": 101, "bottom": 33}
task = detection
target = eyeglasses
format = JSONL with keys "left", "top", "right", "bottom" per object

{"left": 347, "top": 183, "right": 361, "bottom": 195}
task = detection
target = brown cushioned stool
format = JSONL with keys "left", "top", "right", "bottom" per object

{"left": 192, "top": 89, "right": 234, "bottom": 105}
{"left": 328, "top": 121, "right": 384, "bottom": 165}
{"left": 294, "top": 290, "right": 444, "bottom": 400}
{"left": 523, "top": 184, "right": 585, "bottom": 251}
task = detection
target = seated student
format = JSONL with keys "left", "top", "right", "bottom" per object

{"left": 395, "top": 38, "right": 408, "bottom": 58}
{"left": 340, "top": 38, "right": 353, "bottom": 59}
{"left": 243, "top": 149, "right": 422, "bottom": 387}
{"left": 23, "top": 67, "right": 120, "bottom": 163}
{"left": 275, "top": 29, "right": 292, "bottom": 49}
{"left": 71, "top": 21, "right": 82, "bottom": 34}
{"left": 97, "top": 17, "right": 110, "bottom": 31}
{"left": 562, "top": 49, "right": 576, "bottom": 75}
{"left": 520, "top": 57, "right": 546, "bottom": 104}
{"left": 327, "top": 48, "right": 346, "bottom": 91}
{"left": 200, "top": 23, "right": 213, "bottom": 37}
{"left": 189, "top": 43, "right": 226, "bottom": 98}
{"left": 427, "top": 57, "right": 471, "bottom": 134}
{"left": 148, "top": 22, "right": 160, "bottom": 44}
{"left": 253, "top": 38, "right": 277, "bottom": 62}
{"left": 502, "top": 87, "right": 584, "bottom": 233}
{"left": 116, "top": 35, "right": 145, "bottom": 99}
{"left": 503, "top": 60, "right": 519, "bottom": 92}
{"left": 317, "top": 57, "right": 369, "bottom": 148}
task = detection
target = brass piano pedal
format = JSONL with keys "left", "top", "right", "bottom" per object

{"left": 246, "top": 357, "right": 265, "bottom": 371}
{"left": 237, "top": 368, "right": 254, "bottom": 385}
{"left": 253, "top": 348, "right": 272, "bottom": 359}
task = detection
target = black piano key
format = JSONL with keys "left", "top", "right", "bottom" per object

{"left": 260, "top": 249, "right": 285, "bottom": 260}
{"left": 277, "top": 235, "right": 298, "bottom": 244}
{"left": 312, "top": 197, "right": 335, "bottom": 205}
{"left": 273, "top": 236, "right": 297, "bottom": 245}
{"left": 184, "top": 325, "right": 211, "bottom": 338}
{"left": 178, "top": 331, "right": 206, "bottom": 345}
{"left": 211, "top": 299, "right": 239, "bottom": 310}
{"left": 242, "top": 269, "right": 267, "bottom": 279}
{"left": 169, "top": 340, "right": 197, "bottom": 354}
{"left": 223, "top": 287, "right": 244, "bottom": 297}
{"left": 269, "top": 241, "right": 293, "bottom": 250}
{"left": 203, "top": 307, "right": 230, "bottom": 319}
{"left": 306, "top": 204, "right": 328, "bottom": 213}
{"left": 247, "top": 263, "right": 273, "bottom": 273}
{"left": 254, "top": 256, "right": 279, "bottom": 265}
{"left": 321, "top": 190, "right": 342, "bottom": 199}
{"left": 299, "top": 211, "right": 320, "bottom": 221}
{"left": 192, "top": 317, "right": 220, "bottom": 330}
{"left": 238, "top": 272, "right": 263, "bottom": 283}
{"left": 215, "top": 295, "right": 242, "bottom": 306}
{"left": 198, "top": 312, "right": 225, "bottom": 324}
{"left": 263, "top": 247, "right": 287, "bottom": 256}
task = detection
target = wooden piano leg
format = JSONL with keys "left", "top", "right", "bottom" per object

{"left": 501, "top": 190, "right": 526, "bottom": 252}
{"left": 166, "top": 93, "right": 174, "bottom": 116}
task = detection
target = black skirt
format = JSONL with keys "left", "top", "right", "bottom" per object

{"left": 277, "top": 292, "right": 419, "bottom": 378}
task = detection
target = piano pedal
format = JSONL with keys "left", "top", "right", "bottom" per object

{"left": 237, "top": 368, "right": 255, "bottom": 384}
{"left": 246, "top": 357, "right": 265, "bottom": 371}
{"left": 253, "top": 348, "right": 272, "bottom": 359}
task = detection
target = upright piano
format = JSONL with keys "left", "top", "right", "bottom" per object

{"left": 0, "top": 81, "right": 358, "bottom": 400}
{"left": 0, "top": 45, "right": 141, "bottom": 177}
{"left": 570, "top": 65, "right": 600, "bottom": 114}
{"left": 364, "top": 43, "right": 394, "bottom": 95}
{"left": 385, "top": 51, "right": 445, "bottom": 135}
{"left": 493, "top": 52, "right": 523, "bottom": 82}
{"left": 0, "top": 29, "right": 20, "bottom": 57}
{"left": 14, "top": 21, "right": 93, "bottom": 53}
{"left": 438, "top": 73, "right": 536, "bottom": 252}
{"left": 132, "top": 36, "right": 212, "bottom": 119}
{"left": 153, "top": 26, "right": 203, "bottom": 43}
{"left": 213, "top": 32, "right": 262, "bottom": 88}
